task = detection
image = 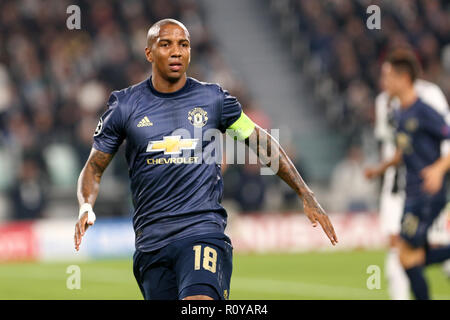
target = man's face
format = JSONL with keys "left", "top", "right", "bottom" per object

{"left": 146, "top": 24, "right": 191, "bottom": 82}
{"left": 380, "top": 62, "right": 408, "bottom": 96}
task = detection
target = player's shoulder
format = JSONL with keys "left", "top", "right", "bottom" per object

{"left": 417, "top": 98, "right": 440, "bottom": 116}
{"left": 375, "top": 91, "right": 389, "bottom": 102}
{"left": 375, "top": 91, "right": 389, "bottom": 108}
{"left": 415, "top": 79, "right": 448, "bottom": 113}
{"left": 108, "top": 79, "right": 148, "bottom": 108}
{"left": 188, "top": 77, "right": 225, "bottom": 95}
{"left": 414, "top": 79, "right": 440, "bottom": 92}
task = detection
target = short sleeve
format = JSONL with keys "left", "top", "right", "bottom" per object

{"left": 420, "top": 104, "right": 450, "bottom": 140}
{"left": 92, "top": 92, "right": 126, "bottom": 154}
{"left": 218, "top": 87, "right": 243, "bottom": 133}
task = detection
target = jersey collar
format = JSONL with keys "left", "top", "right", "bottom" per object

{"left": 147, "top": 76, "right": 191, "bottom": 98}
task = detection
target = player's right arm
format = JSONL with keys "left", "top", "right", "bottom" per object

{"left": 74, "top": 91, "right": 126, "bottom": 251}
{"left": 75, "top": 148, "right": 114, "bottom": 251}
{"left": 364, "top": 148, "right": 403, "bottom": 180}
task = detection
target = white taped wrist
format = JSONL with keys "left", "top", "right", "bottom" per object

{"left": 79, "top": 203, "right": 96, "bottom": 223}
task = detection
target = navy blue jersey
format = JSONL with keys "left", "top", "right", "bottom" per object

{"left": 395, "top": 98, "right": 450, "bottom": 198}
{"left": 93, "top": 77, "right": 243, "bottom": 252}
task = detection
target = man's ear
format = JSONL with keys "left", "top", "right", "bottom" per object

{"left": 145, "top": 47, "right": 153, "bottom": 63}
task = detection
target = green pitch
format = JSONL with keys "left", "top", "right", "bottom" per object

{"left": 0, "top": 250, "right": 449, "bottom": 299}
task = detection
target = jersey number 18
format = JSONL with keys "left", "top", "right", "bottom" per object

{"left": 193, "top": 245, "right": 217, "bottom": 273}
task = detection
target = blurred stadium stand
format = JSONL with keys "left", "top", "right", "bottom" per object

{"left": 0, "top": 0, "right": 260, "bottom": 220}
{"left": 270, "top": 0, "right": 449, "bottom": 134}
{"left": 0, "top": 0, "right": 449, "bottom": 222}
{"left": 268, "top": 0, "right": 450, "bottom": 174}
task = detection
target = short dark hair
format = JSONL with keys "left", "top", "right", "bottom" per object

{"left": 146, "top": 18, "right": 189, "bottom": 47}
{"left": 385, "top": 49, "right": 421, "bottom": 82}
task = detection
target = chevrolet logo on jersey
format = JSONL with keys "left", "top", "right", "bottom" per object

{"left": 146, "top": 136, "right": 198, "bottom": 155}
{"left": 147, "top": 156, "right": 199, "bottom": 165}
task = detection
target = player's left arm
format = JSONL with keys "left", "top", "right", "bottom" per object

{"left": 228, "top": 113, "right": 338, "bottom": 245}
{"left": 420, "top": 105, "right": 450, "bottom": 194}
{"left": 249, "top": 126, "right": 337, "bottom": 245}
{"left": 421, "top": 153, "right": 450, "bottom": 195}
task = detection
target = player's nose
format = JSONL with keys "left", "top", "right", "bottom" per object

{"left": 170, "top": 51, "right": 182, "bottom": 59}
{"left": 172, "top": 44, "right": 185, "bottom": 57}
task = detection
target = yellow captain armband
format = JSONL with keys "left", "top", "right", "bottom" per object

{"left": 226, "top": 112, "right": 256, "bottom": 141}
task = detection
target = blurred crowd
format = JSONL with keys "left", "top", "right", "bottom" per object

{"left": 2, "top": 0, "right": 448, "bottom": 220}
{"left": 0, "top": 0, "right": 296, "bottom": 221}
{"left": 274, "top": 0, "right": 449, "bottom": 212}
{"left": 291, "top": 0, "right": 450, "bottom": 140}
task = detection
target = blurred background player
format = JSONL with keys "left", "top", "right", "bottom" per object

{"left": 366, "top": 49, "right": 450, "bottom": 299}
{"left": 366, "top": 50, "right": 450, "bottom": 299}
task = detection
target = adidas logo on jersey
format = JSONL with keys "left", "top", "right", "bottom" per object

{"left": 137, "top": 116, "right": 153, "bottom": 127}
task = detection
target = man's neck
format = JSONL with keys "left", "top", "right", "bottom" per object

{"left": 151, "top": 72, "right": 187, "bottom": 93}
{"left": 398, "top": 86, "right": 417, "bottom": 110}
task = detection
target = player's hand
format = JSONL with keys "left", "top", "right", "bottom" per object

{"left": 303, "top": 194, "right": 338, "bottom": 246}
{"left": 74, "top": 211, "right": 95, "bottom": 251}
{"left": 364, "top": 167, "right": 381, "bottom": 180}
{"left": 421, "top": 163, "right": 445, "bottom": 195}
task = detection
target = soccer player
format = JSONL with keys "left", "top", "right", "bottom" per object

{"left": 367, "top": 60, "right": 450, "bottom": 300}
{"left": 73, "top": 19, "right": 337, "bottom": 300}
{"left": 365, "top": 50, "right": 450, "bottom": 299}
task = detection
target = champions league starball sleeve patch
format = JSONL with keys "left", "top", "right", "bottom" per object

{"left": 92, "top": 92, "right": 126, "bottom": 154}
{"left": 94, "top": 117, "right": 103, "bottom": 137}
